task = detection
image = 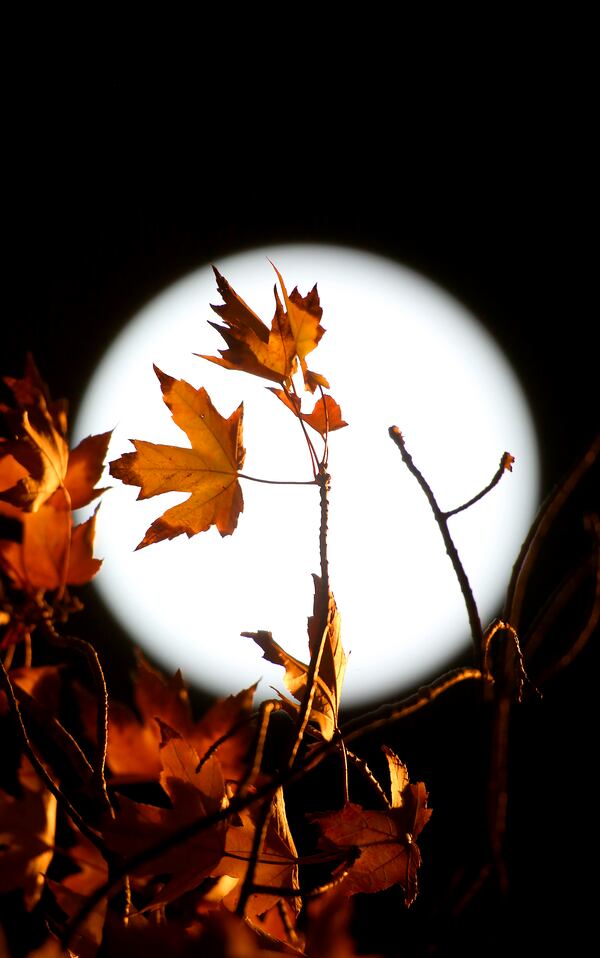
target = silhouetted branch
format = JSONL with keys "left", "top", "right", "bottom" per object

{"left": 388, "top": 426, "right": 484, "bottom": 660}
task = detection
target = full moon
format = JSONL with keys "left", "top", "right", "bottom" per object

{"left": 74, "top": 244, "right": 540, "bottom": 707}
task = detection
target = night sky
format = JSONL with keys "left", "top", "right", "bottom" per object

{"left": 4, "top": 75, "right": 598, "bottom": 955}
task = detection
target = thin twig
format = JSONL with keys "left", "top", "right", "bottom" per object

{"left": 238, "top": 700, "right": 276, "bottom": 797}
{"left": 276, "top": 899, "right": 299, "bottom": 945}
{"left": 535, "top": 515, "right": 600, "bottom": 684}
{"left": 337, "top": 734, "right": 349, "bottom": 804}
{"left": 288, "top": 379, "right": 320, "bottom": 478}
{"left": 0, "top": 657, "right": 105, "bottom": 852}
{"left": 388, "top": 427, "right": 485, "bottom": 661}
{"left": 287, "top": 469, "right": 331, "bottom": 769}
{"left": 196, "top": 709, "right": 271, "bottom": 774}
{"left": 488, "top": 437, "right": 600, "bottom": 890}
{"left": 42, "top": 622, "right": 113, "bottom": 816}
{"left": 443, "top": 452, "right": 514, "bottom": 518}
{"left": 504, "top": 433, "right": 600, "bottom": 629}
{"left": 346, "top": 749, "right": 390, "bottom": 807}
{"left": 524, "top": 557, "right": 592, "bottom": 661}
{"left": 236, "top": 794, "right": 274, "bottom": 916}
{"left": 341, "top": 667, "right": 484, "bottom": 743}
{"left": 13, "top": 683, "right": 95, "bottom": 780}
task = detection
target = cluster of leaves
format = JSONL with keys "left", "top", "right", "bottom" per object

{"left": 1, "top": 264, "right": 598, "bottom": 957}
{"left": 0, "top": 268, "right": 431, "bottom": 958}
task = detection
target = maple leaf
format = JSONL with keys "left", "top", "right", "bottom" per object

{"left": 269, "top": 388, "right": 348, "bottom": 438}
{"left": 0, "top": 501, "right": 102, "bottom": 593}
{"left": 271, "top": 264, "right": 328, "bottom": 393}
{"left": 102, "top": 724, "right": 227, "bottom": 909}
{"left": 310, "top": 748, "right": 432, "bottom": 905}
{"left": 110, "top": 367, "right": 245, "bottom": 548}
{"left": 0, "top": 359, "right": 110, "bottom": 596}
{"left": 45, "top": 878, "right": 107, "bottom": 958}
{"left": 213, "top": 786, "right": 300, "bottom": 921}
{"left": 199, "top": 265, "right": 328, "bottom": 391}
{"left": 0, "top": 357, "right": 110, "bottom": 515}
{"left": 304, "top": 888, "right": 376, "bottom": 958}
{"left": 0, "top": 357, "right": 69, "bottom": 512}
{"left": 245, "top": 574, "right": 346, "bottom": 741}
{"left": 0, "top": 757, "right": 57, "bottom": 909}
{"left": 76, "top": 654, "right": 256, "bottom": 786}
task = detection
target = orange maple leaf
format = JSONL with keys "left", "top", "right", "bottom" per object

{"left": 268, "top": 389, "right": 348, "bottom": 438}
{"left": 0, "top": 357, "right": 109, "bottom": 515}
{"left": 199, "top": 265, "right": 328, "bottom": 392}
{"left": 0, "top": 358, "right": 110, "bottom": 595}
{"left": 213, "top": 786, "right": 300, "bottom": 921}
{"left": 110, "top": 367, "right": 245, "bottom": 548}
{"left": 310, "top": 748, "right": 432, "bottom": 905}
{"left": 0, "top": 757, "right": 57, "bottom": 910}
{"left": 77, "top": 654, "right": 256, "bottom": 786}
{"left": 245, "top": 575, "right": 346, "bottom": 741}
{"left": 0, "top": 504, "right": 102, "bottom": 593}
{"left": 102, "top": 724, "right": 227, "bottom": 910}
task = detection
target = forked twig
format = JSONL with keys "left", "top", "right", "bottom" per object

{"left": 43, "top": 622, "right": 113, "bottom": 815}
{"left": 388, "top": 426, "right": 485, "bottom": 660}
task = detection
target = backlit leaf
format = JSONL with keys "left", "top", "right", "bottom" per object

{"left": 245, "top": 575, "right": 346, "bottom": 741}
{"left": 110, "top": 367, "right": 245, "bottom": 548}
{"left": 199, "top": 265, "right": 327, "bottom": 391}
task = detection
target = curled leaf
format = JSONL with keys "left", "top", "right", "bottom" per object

{"left": 244, "top": 575, "right": 346, "bottom": 741}
{"left": 199, "top": 265, "right": 328, "bottom": 391}
{"left": 269, "top": 388, "right": 348, "bottom": 438}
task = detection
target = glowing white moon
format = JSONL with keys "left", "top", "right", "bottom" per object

{"left": 74, "top": 244, "right": 540, "bottom": 707}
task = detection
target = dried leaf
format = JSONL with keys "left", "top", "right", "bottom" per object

{"left": 271, "top": 264, "right": 328, "bottom": 392}
{"left": 0, "top": 496, "right": 101, "bottom": 592}
{"left": 110, "top": 367, "right": 245, "bottom": 548}
{"left": 45, "top": 878, "right": 107, "bottom": 958}
{"left": 102, "top": 725, "right": 227, "bottom": 909}
{"left": 79, "top": 655, "right": 255, "bottom": 786}
{"left": 269, "top": 389, "right": 348, "bottom": 438}
{"left": 0, "top": 359, "right": 69, "bottom": 512}
{"left": 199, "top": 267, "right": 297, "bottom": 385}
{"left": 310, "top": 750, "right": 431, "bottom": 905}
{"left": 199, "top": 265, "right": 328, "bottom": 391}
{"left": 245, "top": 575, "right": 346, "bottom": 741}
{"left": 214, "top": 787, "right": 300, "bottom": 921}
{"left": 0, "top": 360, "right": 109, "bottom": 594}
{"left": 0, "top": 758, "right": 57, "bottom": 909}
{"left": 63, "top": 431, "right": 112, "bottom": 509}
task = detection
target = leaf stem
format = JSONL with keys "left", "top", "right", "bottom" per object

{"left": 287, "top": 380, "right": 319, "bottom": 478}
{"left": 238, "top": 473, "right": 316, "bottom": 486}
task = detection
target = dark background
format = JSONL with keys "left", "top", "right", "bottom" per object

{"left": 4, "top": 67, "right": 598, "bottom": 956}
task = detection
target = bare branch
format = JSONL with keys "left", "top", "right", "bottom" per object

{"left": 388, "top": 426, "right": 484, "bottom": 660}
